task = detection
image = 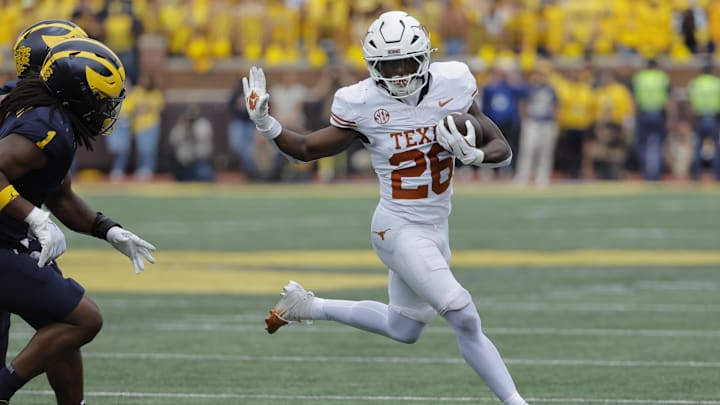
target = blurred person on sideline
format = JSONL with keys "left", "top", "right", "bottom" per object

{"left": 481, "top": 60, "right": 525, "bottom": 175}
{"left": 678, "top": 2, "right": 710, "bottom": 54}
{"left": 71, "top": 0, "right": 104, "bottom": 39}
{"left": 243, "top": 11, "right": 529, "bottom": 405}
{"left": 555, "top": 67, "right": 595, "bottom": 180}
{"left": 265, "top": 70, "right": 309, "bottom": 181}
{"left": 0, "top": 37, "right": 155, "bottom": 404}
{"left": 591, "top": 69, "right": 635, "bottom": 180}
{"left": 631, "top": 59, "right": 673, "bottom": 181}
{"left": 129, "top": 74, "right": 165, "bottom": 181}
{"left": 665, "top": 119, "right": 695, "bottom": 180}
{"left": 169, "top": 104, "right": 215, "bottom": 182}
{"left": 227, "top": 74, "right": 261, "bottom": 181}
{"left": 481, "top": 1, "right": 514, "bottom": 51}
{"left": 513, "top": 66, "right": 559, "bottom": 187}
{"left": 186, "top": 25, "right": 213, "bottom": 74}
{"left": 438, "top": 0, "right": 469, "bottom": 57}
{"left": 687, "top": 63, "right": 720, "bottom": 180}
{"left": 106, "top": 78, "right": 135, "bottom": 181}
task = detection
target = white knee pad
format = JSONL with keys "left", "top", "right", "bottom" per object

{"left": 436, "top": 286, "right": 473, "bottom": 315}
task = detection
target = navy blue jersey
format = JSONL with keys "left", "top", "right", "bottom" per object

{"left": 0, "top": 79, "right": 17, "bottom": 96}
{"left": 0, "top": 106, "right": 76, "bottom": 247}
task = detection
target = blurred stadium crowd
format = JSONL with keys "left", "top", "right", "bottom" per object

{"left": 1, "top": 0, "right": 720, "bottom": 183}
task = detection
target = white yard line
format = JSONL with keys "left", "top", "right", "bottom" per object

{"left": 35, "top": 352, "right": 717, "bottom": 368}
{"left": 175, "top": 302, "right": 720, "bottom": 317}
{"left": 477, "top": 302, "right": 720, "bottom": 313}
{"left": 8, "top": 350, "right": 718, "bottom": 368}
{"left": 16, "top": 390, "right": 720, "bottom": 404}
{"left": 147, "top": 322, "right": 720, "bottom": 338}
{"left": 10, "top": 322, "right": 720, "bottom": 338}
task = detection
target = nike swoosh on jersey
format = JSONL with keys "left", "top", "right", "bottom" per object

{"left": 438, "top": 98, "right": 454, "bottom": 107}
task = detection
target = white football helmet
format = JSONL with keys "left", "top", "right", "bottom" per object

{"left": 362, "top": 11, "right": 434, "bottom": 99}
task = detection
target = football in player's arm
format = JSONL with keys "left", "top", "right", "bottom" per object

{"left": 0, "top": 37, "right": 155, "bottom": 404}
{"left": 242, "top": 10, "right": 528, "bottom": 405}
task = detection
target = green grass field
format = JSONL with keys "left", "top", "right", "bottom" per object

{"left": 8, "top": 181, "right": 720, "bottom": 404}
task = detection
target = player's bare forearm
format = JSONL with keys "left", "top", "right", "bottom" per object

{"left": 272, "top": 128, "right": 312, "bottom": 161}
{"left": 273, "top": 126, "right": 360, "bottom": 162}
{"left": 468, "top": 104, "right": 512, "bottom": 163}
{"left": 0, "top": 134, "right": 49, "bottom": 219}
{"left": 476, "top": 114, "right": 512, "bottom": 163}
{"left": 0, "top": 174, "right": 36, "bottom": 221}
{"left": 45, "top": 173, "right": 97, "bottom": 233}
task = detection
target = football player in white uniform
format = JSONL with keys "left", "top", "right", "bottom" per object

{"left": 243, "top": 11, "right": 528, "bottom": 405}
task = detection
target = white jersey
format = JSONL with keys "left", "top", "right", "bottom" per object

{"left": 330, "top": 61, "right": 478, "bottom": 224}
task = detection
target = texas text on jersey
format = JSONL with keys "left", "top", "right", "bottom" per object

{"left": 330, "top": 61, "right": 478, "bottom": 224}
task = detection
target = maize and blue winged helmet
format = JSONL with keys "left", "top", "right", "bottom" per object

{"left": 41, "top": 37, "right": 126, "bottom": 136}
{"left": 13, "top": 19, "right": 88, "bottom": 78}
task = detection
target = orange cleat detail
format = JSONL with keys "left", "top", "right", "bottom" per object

{"left": 265, "top": 310, "right": 288, "bottom": 334}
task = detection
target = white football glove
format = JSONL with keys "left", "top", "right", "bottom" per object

{"left": 242, "top": 66, "right": 281, "bottom": 139}
{"left": 106, "top": 226, "right": 156, "bottom": 274}
{"left": 24, "top": 207, "right": 67, "bottom": 267}
{"left": 436, "top": 116, "right": 483, "bottom": 165}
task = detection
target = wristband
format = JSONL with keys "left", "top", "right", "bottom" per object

{"left": 91, "top": 212, "right": 121, "bottom": 240}
{"left": 0, "top": 184, "right": 20, "bottom": 211}
{"left": 256, "top": 116, "right": 283, "bottom": 140}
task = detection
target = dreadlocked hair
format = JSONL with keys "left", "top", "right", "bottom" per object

{"left": 0, "top": 72, "right": 96, "bottom": 151}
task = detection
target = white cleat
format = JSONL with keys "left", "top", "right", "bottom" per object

{"left": 265, "top": 280, "right": 316, "bottom": 334}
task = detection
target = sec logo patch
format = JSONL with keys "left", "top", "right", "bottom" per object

{"left": 373, "top": 109, "right": 390, "bottom": 124}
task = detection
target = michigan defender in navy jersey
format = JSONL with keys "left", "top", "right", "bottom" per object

{"left": 0, "top": 19, "right": 89, "bottom": 402}
{"left": 244, "top": 11, "right": 528, "bottom": 405}
{"left": 0, "top": 38, "right": 155, "bottom": 404}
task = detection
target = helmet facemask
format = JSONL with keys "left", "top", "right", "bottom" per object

{"left": 366, "top": 52, "right": 430, "bottom": 99}
{"left": 60, "top": 89, "right": 125, "bottom": 136}
{"left": 86, "top": 90, "right": 125, "bottom": 135}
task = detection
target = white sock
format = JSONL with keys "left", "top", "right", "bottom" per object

{"left": 308, "top": 297, "right": 328, "bottom": 320}
{"left": 443, "top": 304, "right": 521, "bottom": 402}
{"left": 319, "top": 299, "right": 426, "bottom": 343}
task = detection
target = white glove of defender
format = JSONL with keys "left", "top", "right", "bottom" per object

{"left": 436, "top": 116, "right": 482, "bottom": 165}
{"left": 24, "top": 207, "right": 67, "bottom": 267}
{"left": 242, "top": 66, "right": 277, "bottom": 138}
{"left": 106, "top": 226, "right": 156, "bottom": 274}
